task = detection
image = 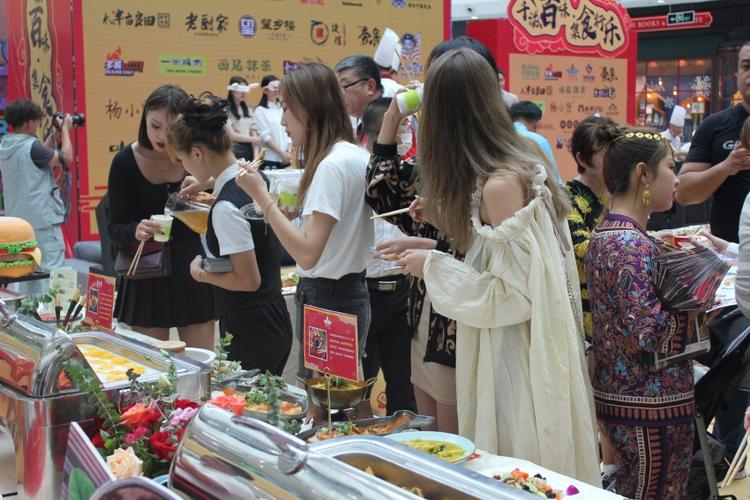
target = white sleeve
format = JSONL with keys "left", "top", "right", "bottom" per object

{"left": 736, "top": 194, "right": 750, "bottom": 317}
{"left": 254, "top": 108, "right": 273, "bottom": 143}
{"left": 211, "top": 201, "right": 255, "bottom": 255}
{"left": 302, "top": 162, "right": 343, "bottom": 221}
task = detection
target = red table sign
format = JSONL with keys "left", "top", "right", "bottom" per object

{"left": 84, "top": 273, "right": 116, "bottom": 331}
{"left": 303, "top": 305, "right": 359, "bottom": 381}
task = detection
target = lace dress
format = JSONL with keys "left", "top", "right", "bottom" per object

{"left": 422, "top": 166, "right": 600, "bottom": 485}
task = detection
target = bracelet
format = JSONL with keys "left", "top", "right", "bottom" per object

{"left": 262, "top": 200, "right": 276, "bottom": 222}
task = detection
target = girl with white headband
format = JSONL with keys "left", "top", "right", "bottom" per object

{"left": 225, "top": 76, "right": 260, "bottom": 163}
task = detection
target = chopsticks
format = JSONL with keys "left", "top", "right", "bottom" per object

{"left": 236, "top": 148, "right": 266, "bottom": 178}
{"left": 126, "top": 240, "right": 146, "bottom": 277}
{"left": 370, "top": 207, "right": 410, "bottom": 220}
{"left": 722, "top": 428, "right": 750, "bottom": 488}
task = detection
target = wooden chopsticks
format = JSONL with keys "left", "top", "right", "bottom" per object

{"left": 126, "top": 240, "right": 146, "bottom": 277}
{"left": 236, "top": 148, "right": 266, "bottom": 178}
{"left": 722, "top": 428, "right": 750, "bottom": 488}
{"left": 370, "top": 207, "right": 411, "bottom": 220}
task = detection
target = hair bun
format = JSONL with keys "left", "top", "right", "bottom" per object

{"left": 179, "top": 93, "right": 228, "bottom": 132}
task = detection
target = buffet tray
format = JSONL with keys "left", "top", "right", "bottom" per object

{"left": 215, "top": 370, "right": 308, "bottom": 422}
{"left": 70, "top": 332, "right": 192, "bottom": 388}
{"left": 311, "top": 436, "right": 526, "bottom": 499}
{"left": 297, "top": 410, "right": 434, "bottom": 442}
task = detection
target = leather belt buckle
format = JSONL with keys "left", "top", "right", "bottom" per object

{"left": 377, "top": 280, "right": 397, "bottom": 292}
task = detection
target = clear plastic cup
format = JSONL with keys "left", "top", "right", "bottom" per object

{"left": 151, "top": 214, "right": 173, "bottom": 242}
{"left": 277, "top": 177, "right": 299, "bottom": 209}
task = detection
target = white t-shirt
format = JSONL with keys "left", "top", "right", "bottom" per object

{"left": 255, "top": 102, "right": 290, "bottom": 163}
{"left": 210, "top": 164, "right": 254, "bottom": 257}
{"left": 298, "top": 141, "right": 374, "bottom": 279}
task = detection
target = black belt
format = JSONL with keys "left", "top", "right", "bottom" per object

{"left": 366, "top": 275, "right": 405, "bottom": 292}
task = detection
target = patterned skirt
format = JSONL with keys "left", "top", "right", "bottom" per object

{"left": 600, "top": 420, "right": 694, "bottom": 499}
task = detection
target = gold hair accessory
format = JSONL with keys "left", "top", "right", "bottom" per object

{"left": 642, "top": 184, "right": 652, "bottom": 206}
{"left": 612, "top": 131, "right": 668, "bottom": 143}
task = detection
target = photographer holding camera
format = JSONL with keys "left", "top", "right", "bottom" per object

{"left": 0, "top": 99, "right": 76, "bottom": 276}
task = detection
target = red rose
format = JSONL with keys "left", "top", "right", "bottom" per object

{"left": 149, "top": 431, "right": 177, "bottom": 461}
{"left": 91, "top": 433, "right": 105, "bottom": 448}
{"left": 174, "top": 399, "right": 200, "bottom": 410}
{"left": 124, "top": 426, "right": 149, "bottom": 446}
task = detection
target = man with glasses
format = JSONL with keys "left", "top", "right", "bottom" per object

{"left": 335, "top": 55, "right": 416, "bottom": 415}
{"left": 335, "top": 55, "right": 384, "bottom": 143}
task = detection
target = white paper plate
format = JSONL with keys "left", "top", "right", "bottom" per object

{"left": 185, "top": 347, "right": 216, "bottom": 365}
{"left": 386, "top": 430, "right": 475, "bottom": 463}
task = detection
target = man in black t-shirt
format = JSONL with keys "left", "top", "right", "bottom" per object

{"left": 676, "top": 42, "right": 750, "bottom": 242}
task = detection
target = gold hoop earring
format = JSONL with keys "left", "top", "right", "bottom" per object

{"left": 642, "top": 184, "right": 652, "bottom": 206}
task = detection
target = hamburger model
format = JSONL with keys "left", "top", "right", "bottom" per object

{"left": 0, "top": 217, "right": 41, "bottom": 278}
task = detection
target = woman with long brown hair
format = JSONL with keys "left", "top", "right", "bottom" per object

{"left": 236, "top": 63, "right": 373, "bottom": 387}
{"left": 399, "top": 48, "right": 600, "bottom": 484}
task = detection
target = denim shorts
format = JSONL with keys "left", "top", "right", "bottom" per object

{"left": 295, "top": 271, "right": 371, "bottom": 382}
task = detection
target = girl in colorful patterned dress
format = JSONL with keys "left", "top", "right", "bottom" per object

{"left": 585, "top": 129, "right": 700, "bottom": 499}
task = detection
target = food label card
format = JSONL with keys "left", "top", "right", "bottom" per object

{"left": 303, "top": 305, "right": 359, "bottom": 381}
{"left": 84, "top": 273, "right": 116, "bottom": 331}
{"left": 50, "top": 267, "right": 78, "bottom": 303}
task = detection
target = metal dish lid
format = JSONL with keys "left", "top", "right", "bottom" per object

{"left": 0, "top": 305, "right": 83, "bottom": 397}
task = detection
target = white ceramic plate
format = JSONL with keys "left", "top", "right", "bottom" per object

{"left": 386, "top": 430, "right": 475, "bottom": 463}
{"left": 185, "top": 347, "right": 216, "bottom": 365}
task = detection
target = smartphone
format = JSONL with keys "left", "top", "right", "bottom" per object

{"left": 202, "top": 258, "right": 234, "bottom": 273}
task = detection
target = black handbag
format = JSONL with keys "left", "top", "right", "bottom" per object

{"left": 114, "top": 241, "right": 171, "bottom": 280}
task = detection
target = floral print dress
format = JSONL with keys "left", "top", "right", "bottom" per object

{"left": 585, "top": 213, "right": 694, "bottom": 499}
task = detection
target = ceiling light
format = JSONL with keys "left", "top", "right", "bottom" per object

{"left": 656, "top": 0, "right": 665, "bottom": 3}
{"left": 470, "top": 15, "right": 478, "bottom": 19}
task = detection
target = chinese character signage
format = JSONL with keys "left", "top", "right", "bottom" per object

{"left": 70, "top": 0, "right": 445, "bottom": 239}
{"left": 303, "top": 305, "right": 359, "bottom": 381}
{"left": 468, "top": 10, "right": 636, "bottom": 181}
{"left": 509, "top": 54, "right": 628, "bottom": 179}
{"left": 508, "top": 0, "right": 630, "bottom": 57}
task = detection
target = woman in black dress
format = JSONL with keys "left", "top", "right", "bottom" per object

{"left": 166, "top": 93, "right": 292, "bottom": 374}
{"left": 107, "top": 85, "right": 215, "bottom": 349}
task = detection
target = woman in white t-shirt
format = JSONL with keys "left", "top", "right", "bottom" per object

{"left": 255, "top": 75, "right": 292, "bottom": 170}
{"left": 236, "top": 62, "right": 374, "bottom": 386}
{"left": 225, "top": 76, "right": 260, "bottom": 162}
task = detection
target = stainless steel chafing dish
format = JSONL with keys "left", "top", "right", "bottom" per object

{"left": 170, "top": 404, "right": 527, "bottom": 499}
{"left": 0, "top": 303, "right": 211, "bottom": 499}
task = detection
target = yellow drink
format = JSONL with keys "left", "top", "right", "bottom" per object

{"left": 172, "top": 209, "right": 209, "bottom": 234}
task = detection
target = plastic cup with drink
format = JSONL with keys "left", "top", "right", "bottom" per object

{"left": 151, "top": 214, "right": 173, "bottom": 242}
{"left": 277, "top": 176, "right": 300, "bottom": 210}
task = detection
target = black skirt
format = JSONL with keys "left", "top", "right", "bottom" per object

{"left": 219, "top": 295, "right": 293, "bottom": 375}
{"left": 114, "top": 239, "right": 215, "bottom": 328}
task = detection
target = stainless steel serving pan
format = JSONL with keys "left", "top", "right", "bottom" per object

{"left": 170, "top": 404, "right": 529, "bottom": 499}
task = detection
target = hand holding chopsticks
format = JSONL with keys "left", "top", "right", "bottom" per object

{"left": 371, "top": 197, "right": 426, "bottom": 221}
{"left": 236, "top": 148, "right": 266, "bottom": 178}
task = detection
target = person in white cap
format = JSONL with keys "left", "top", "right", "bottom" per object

{"left": 661, "top": 105, "right": 687, "bottom": 161}
{"left": 374, "top": 28, "right": 404, "bottom": 98}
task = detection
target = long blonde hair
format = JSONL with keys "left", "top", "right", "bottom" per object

{"left": 280, "top": 63, "right": 355, "bottom": 211}
{"left": 418, "top": 48, "right": 570, "bottom": 252}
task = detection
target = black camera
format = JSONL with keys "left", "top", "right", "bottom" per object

{"left": 53, "top": 111, "right": 85, "bottom": 127}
